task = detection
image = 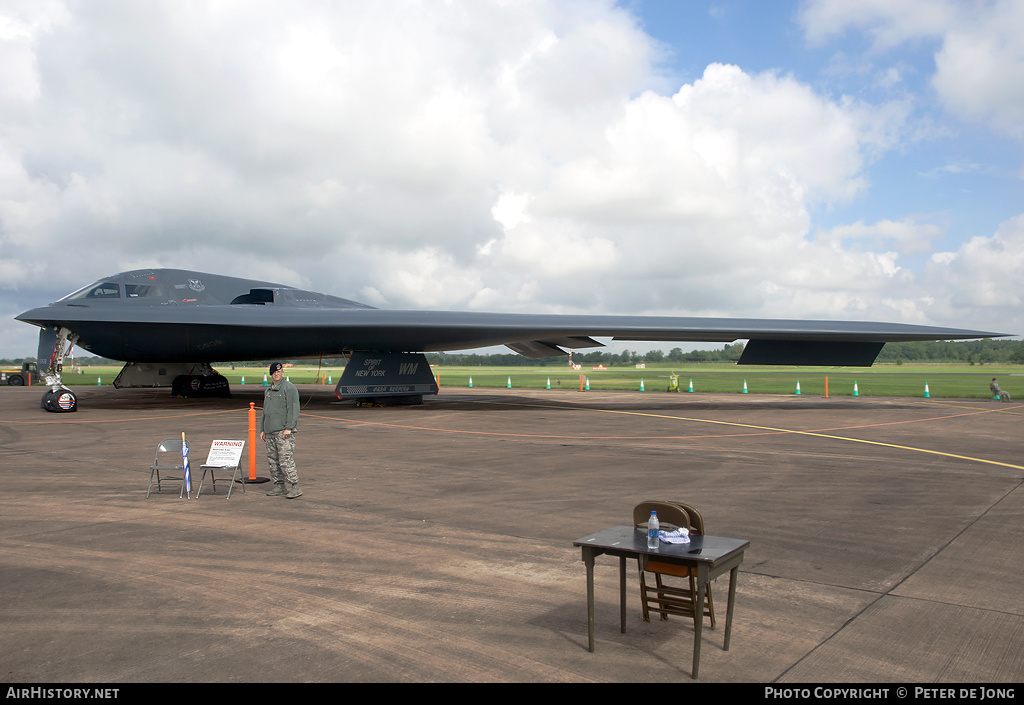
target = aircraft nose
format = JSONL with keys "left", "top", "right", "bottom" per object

{"left": 15, "top": 306, "right": 55, "bottom": 324}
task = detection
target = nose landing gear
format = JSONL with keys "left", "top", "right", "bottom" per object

{"left": 39, "top": 327, "right": 78, "bottom": 413}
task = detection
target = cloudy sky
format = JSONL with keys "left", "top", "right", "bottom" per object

{"left": 2, "top": 0, "right": 1022, "bottom": 359}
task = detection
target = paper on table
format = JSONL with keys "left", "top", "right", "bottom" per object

{"left": 659, "top": 528, "right": 690, "bottom": 544}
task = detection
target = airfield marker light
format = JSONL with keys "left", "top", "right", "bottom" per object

{"left": 241, "top": 376, "right": 245, "bottom": 385}
{"left": 97, "top": 376, "right": 101, "bottom": 386}
{"left": 795, "top": 380, "right": 801, "bottom": 395}
{"left": 468, "top": 376, "right": 473, "bottom": 388}
{"left": 585, "top": 377, "right": 590, "bottom": 391}
{"left": 640, "top": 378, "right": 644, "bottom": 392}
{"left": 742, "top": 379, "right": 748, "bottom": 394}
{"left": 263, "top": 373, "right": 268, "bottom": 387}
{"left": 507, "top": 376, "right": 512, "bottom": 388}
{"left": 546, "top": 377, "right": 551, "bottom": 389}
{"left": 853, "top": 381, "right": 859, "bottom": 396}
{"left": 924, "top": 383, "right": 930, "bottom": 398}
{"left": 689, "top": 379, "right": 694, "bottom": 392}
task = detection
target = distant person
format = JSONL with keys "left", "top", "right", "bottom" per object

{"left": 261, "top": 362, "right": 302, "bottom": 498}
{"left": 989, "top": 378, "right": 1011, "bottom": 402}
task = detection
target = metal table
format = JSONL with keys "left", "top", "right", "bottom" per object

{"left": 573, "top": 525, "right": 748, "bottom": 678}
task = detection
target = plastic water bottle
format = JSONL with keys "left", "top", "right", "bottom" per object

{"left": 647, "top": 511, "right": 659, "bottom": 549}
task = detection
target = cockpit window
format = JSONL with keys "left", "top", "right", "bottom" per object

{"left": 64, "top": 282, "right": 121, "bottom": 300}
{"left": 125, "top": 284, "right": 163, "bottom": 298}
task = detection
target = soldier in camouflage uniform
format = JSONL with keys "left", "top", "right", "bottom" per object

{"left": 260, "top": 362, "right": 302, "bottom": 498}
{"left": 990, "top": 378, "right": 1011, "bottom": 401}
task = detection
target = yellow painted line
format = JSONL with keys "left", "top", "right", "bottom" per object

{"left": 916, "top": 398, "right": 1024, "bottom": 416}
{"left": 316, "top": 398, "right": 1024, "bottom": 471}
{"left": 583, "top": 406, "right": 1024, "bottom": 472}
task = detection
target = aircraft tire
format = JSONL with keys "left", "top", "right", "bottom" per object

{"left": 41, "top": 389, "right": 77, "bottom": 413}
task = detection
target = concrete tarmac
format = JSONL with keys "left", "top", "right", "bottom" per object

{"left": 1, "top": 384, "right": 1022, "bottom": 683}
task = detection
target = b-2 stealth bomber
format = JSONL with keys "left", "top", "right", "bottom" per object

{"left": 16, "top": 268, "right": 1005, "bottom": 412}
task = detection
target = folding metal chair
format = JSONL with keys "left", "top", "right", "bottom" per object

{"left": 197, "top": 462, "right": 245, "bottom": 498}
{"left": 147, "top": 438, "right": 190, "bottom": 498}
{"left": 633, "top": 500, "right": 716, "bottom": 629}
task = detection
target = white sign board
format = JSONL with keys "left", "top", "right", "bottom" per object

{"left": 204, "top": 439, "right": 245, "bottom": 467}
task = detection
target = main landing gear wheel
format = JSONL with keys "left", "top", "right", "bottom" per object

{"left": 41, "top": 388, "right": 77, "bottom": 413}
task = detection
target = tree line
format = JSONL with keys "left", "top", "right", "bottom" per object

{"left": 875, "top": 338, "right": 1024, "bottom": 364}
{"left": 424, "top": 343, "right": 748, "bottom": 367}
{"left": 427, "top": 339, "right": 1024, "bottom": 366}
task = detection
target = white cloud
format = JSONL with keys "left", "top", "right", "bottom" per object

{"left": 816, "top": 218, "right": 943, "bottom": 254}
{"left": 925, "top": 214, "right": 1024, "bottom": 314}
{"left": 801, "top": 0, "right": 1024, "bottom": 142}
{"left": 799, "top": 0, "right": 960, "bottom": 49}
{"left": 0, "top": 0, "right": 1018, "bottom": 359}
{"left": 356, "top": 246, "right": 485, "bottom": 309}
{"left": 932, "top": 1, "right": 1024, "bottom": 140}
{"left": 467, "top": 61, "right": 911, "bottom": 316}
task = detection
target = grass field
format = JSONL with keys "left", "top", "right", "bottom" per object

{"left": 47, "top": 362, "right": 1024, "bottom": 399}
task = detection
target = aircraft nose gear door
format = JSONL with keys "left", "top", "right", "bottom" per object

{"left": 38, "top": 327, "right": 78, "bottom": 413}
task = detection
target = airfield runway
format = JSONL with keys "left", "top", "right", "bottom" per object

{"left": 1, "top": 383, "right": 1022, "bottom": 683}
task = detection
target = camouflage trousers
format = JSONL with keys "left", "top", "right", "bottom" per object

{"left": 265, "top": 431, "right": 299, "bottom": 485}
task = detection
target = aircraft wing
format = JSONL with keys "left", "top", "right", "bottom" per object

{"left": 16, "top": 269, "right": 1009, "bottom": 413}
{"left": 16, "top": 302, "right": 1004, "bottom": 366}
{"left": 14, "top": 269, "right": 1007, "bottom": 367}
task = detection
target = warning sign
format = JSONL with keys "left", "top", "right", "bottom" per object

{"left": 204, "top": 439, "right": 245, "bottom": 467}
